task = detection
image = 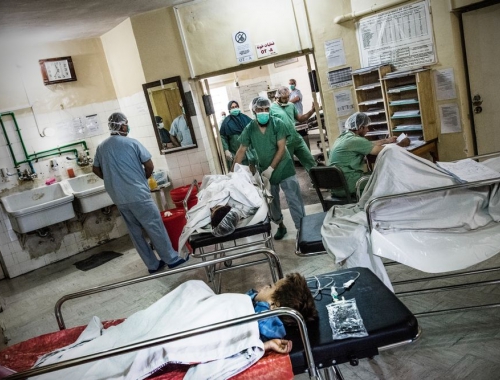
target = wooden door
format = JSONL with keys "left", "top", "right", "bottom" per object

{"left": 463, "top": 3, "right": 500, "bottom": 154}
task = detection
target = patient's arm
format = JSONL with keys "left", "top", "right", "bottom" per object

{"left": 263, "top": 339, "right": 293, "bottom": 354}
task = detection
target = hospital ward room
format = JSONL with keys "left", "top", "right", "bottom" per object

{"left": 1, "top": 0, "right": 500, "bottom": 379}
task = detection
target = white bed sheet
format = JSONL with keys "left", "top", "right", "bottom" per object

{"left": 178, "top": 165, "right": 268, "bottom": 258}
{"left": 322, "top": 145, "right": 500, "bottom": 288}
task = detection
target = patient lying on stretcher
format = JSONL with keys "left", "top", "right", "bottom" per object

{"left": 178, "top": 164, "right": 267, "bottom": 257}
{"left": 322, "top": 145, "right": 500, "bottom": 290}
{"left": 24, "top": 274, "right": 317, "bottom": 380}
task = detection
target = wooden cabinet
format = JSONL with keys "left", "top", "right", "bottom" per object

{"left": 382, "top": 69, "right": 437, "bottom": 142}
{"left": 352, "top": 65, "right": 392, "bottom": 139}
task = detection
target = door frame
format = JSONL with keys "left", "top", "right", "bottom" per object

{"left": 456, "top": 0, "right": 500, "bottom": 155}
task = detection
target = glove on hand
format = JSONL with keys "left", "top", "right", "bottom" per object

{"left": 262, "top": 166, "right": 274, "bottom": 180}
{"left": 224, "top": 150, "right": 233, "bottom": 160}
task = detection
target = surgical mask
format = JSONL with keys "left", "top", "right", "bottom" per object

{"left": 256, "top": 112, "right": 270, "bottom": 125}
{"left": 181, "top": 107, "right": 185, "bottom": 114}
{"left": 126, "top": 125, "right": 131, "bottom": 134}
{"left": 221, "top": 115, "right": 226, "bottom": 120}
{"left": 290, "top": 85, "right": 295, "bottom": 90}
{"left": 278, "top": 101, "right": 288, "bottom": 107}
{"left": 157, "top": 122, "right": 164, "bottom": 129}
{"left": 230, "top": 108, "right": 240, "bottom": 116}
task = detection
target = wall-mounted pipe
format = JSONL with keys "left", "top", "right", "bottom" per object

{"left": 0, "top": 114, "right": 35, "bottom": 174}
{"left": 0, "top": 111, "right": 90, "bottom": 177}
{"left": 28, "top": 140, "right": 89, "bottom": 160}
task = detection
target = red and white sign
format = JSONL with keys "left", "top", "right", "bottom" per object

{"left": 255, "top": 40, "right": 277, "bottom": 59}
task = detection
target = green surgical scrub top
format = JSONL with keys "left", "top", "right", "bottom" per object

{"left": 328, "top": 131, "right": 373, "bottom": 193}
{"left": 239, "top": 117, "right": 295, "bottom": 185}
{"left": 270, "top": 103, "right": 303, "bottom": 146}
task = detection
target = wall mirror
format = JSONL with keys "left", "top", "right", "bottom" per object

{"left": 143, "top": 76, "right": 197, "bottom": 154}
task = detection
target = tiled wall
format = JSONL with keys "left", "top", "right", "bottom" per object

{"left": 0, "top": 88, "right": 216, "bottom": 278}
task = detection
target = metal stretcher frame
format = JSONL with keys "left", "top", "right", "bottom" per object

{"left": 5, "top": 307, "right": 317, "bottom": 380}
{"left": 0, "top": 249, "right": 316, "bottom": 380}
{"left": 365, "top": 159, "right": 500, "bottom": 316}
{"left": 55, "top": 248, "right": 282, "bottom": 330}
{"left": 183, "top": 179, "right": 276, "bottom": 293}
{"left": 15, "top": 263, "right": 419, "bottom": 380}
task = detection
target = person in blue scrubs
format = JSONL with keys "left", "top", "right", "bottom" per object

{"left": 170, "top": 101, "right": 194, "bottom": 147}
{"left": 93, "top": 112, "right": 187, "bottom": 274}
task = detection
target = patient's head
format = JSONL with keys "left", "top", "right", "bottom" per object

{"left": 210, "top": 205, "right": 232, "bottom": 228}
{"left": 255, "top": 273, "right": 318, "bottom": 324}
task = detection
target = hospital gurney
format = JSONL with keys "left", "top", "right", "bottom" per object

{"left": 366, "top": 170, "right": 500, "bottom": 316}
{"left": 183, "top": 179, "right": 277, "bottom": 293}
{"left": 0, "top": 262, "right": 419, "bottom": 380}
{"left": 296, "top": 150, "right": 500, "bottom": 316}
{"left": 0, "top": 252, "right": 311, "bottom": 380}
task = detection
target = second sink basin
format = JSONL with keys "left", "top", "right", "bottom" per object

{"left": 64, "top": 173, "right": 114, "bottom": 213}
{"left": 0, "top": 183, "right": 75, "bottom": 234}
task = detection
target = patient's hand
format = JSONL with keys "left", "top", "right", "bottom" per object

{"left": 264, "top": 339, "right": 293, "bottom": 354}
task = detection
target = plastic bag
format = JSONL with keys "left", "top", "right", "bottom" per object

{"left": 152, "top": 170, "right": 168, "bottom": 186}
{"left": 212, "top": 209, "right": 240, "bottom": 237}
{"left": 326, "top": 298, "right": 368, "bottom": 340}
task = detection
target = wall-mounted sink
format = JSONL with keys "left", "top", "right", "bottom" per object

{"left": 63, "top": 173, "right": 114, "bottom": 213}
{"left": 0, "top": 183, "right": 75, "bottom": 234}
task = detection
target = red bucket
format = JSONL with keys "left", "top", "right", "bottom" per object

{"left": 161, "top": 208, "right": 191, "bottom": 252}
{"left": 170, "top": 184, "right": 199, "bottom": 210}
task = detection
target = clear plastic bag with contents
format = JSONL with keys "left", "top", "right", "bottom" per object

{"left": 326, "top": 298, "right": 368, "bottom": 340}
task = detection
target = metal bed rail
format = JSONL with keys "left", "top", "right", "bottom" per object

{"left": 6, "top": 308, "right": 319, "bottom": 380}
{"left": 365, "top": 176, "right": 500, "bottom": 232}
{"left": 365, "top": 173, "right": 500, "bottom": 316}
{"left": 55, "top": 248, "right": 282, "bottom": 330}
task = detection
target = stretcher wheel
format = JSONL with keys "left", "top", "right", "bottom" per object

{"left": 349, "top": 357, "right": 359, "bottom": 366}
{"left": 224, "top": 260, "right": 232, "bottom": 267}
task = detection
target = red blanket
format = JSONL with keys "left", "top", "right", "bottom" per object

{"left": 0, "top": 320, "right": 293, "bottom": 379}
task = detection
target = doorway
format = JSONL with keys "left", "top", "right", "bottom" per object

{"left": 201, "top": 55, "right": 324, "bottom": 206}
{"left": 462, "top": 2, "right": 500, "bottom": 155}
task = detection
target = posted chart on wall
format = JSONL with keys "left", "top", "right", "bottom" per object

{"left": 355, "top": 0, "right": 436, "bottom": 69}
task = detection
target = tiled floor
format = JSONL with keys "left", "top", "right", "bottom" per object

{"left": 1, "top": 202, "right": 500, "bottom": 379}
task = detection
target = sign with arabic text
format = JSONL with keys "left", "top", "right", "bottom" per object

{"left": 232, "top": 30, "right": 255, "bottom": 64}
{"left": 255, "top": 40, "right": 278, "bottom": 59}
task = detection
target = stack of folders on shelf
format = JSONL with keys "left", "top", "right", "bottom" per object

{"left": 393, "top": 110, "right": 420, "bottom": 117}
{"left": 384, "top": 67, "right": 428, "bottom": 78}
{"left": 436, "top": 159, "right": 500, "bottom": 183}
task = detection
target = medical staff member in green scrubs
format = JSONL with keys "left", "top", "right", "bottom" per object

{"left": 233, "top": 97, "right": 305, "bottom": 240}
{"left": 220, "top": 100, "right": 255, "bottom": 168}
{"left": 270, "top": 86, "right": 317, "bottom": 172}
{"left": 328, "top": 112, "right": 410, "bottom": 195}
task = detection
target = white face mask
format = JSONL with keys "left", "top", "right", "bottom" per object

{"left": 157, "top": 122, "right": 164, "bottom": 129}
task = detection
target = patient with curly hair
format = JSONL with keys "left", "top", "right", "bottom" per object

{"left": 248, "top": 272, "right": 318, "bottom": 353}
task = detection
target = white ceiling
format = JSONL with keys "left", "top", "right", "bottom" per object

{"left": 0, "top": 0, "right": 192, "bottom": 46}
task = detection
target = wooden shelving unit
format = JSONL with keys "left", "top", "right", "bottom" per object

{"left": 352, "top": 64, "right": 392, "bottom": 139}
{"left": 382, "top": 69, "right": 437, "bottom": 142}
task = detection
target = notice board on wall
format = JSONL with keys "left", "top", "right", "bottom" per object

{"left": 239, "top": 81, "right": 269, "bottom": 111}
{"left": 355, "top": 0, "right": 436, "bottom": 69}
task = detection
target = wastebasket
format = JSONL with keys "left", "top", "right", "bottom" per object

{"left": 161, "top": 208, "right": 191, "bottom": 252}
{"left": 170, "top": 184, "right": 199, "bottom": 210}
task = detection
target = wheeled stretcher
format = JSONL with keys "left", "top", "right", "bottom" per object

{"left": 182, "top": 177, "right": 277, "bottom": 293}
{"left": 296, "top": 149, "right": 500, "bottom": 316}
{"left": 0, "top": 255, "right": 419, "bottom": 380}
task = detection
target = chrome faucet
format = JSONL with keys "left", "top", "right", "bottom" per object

{"left": 77, "top": 152, "right": 93, "bottom": 167}
{"left": 19, "top": 169, "right": 37, "bottom": 181}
